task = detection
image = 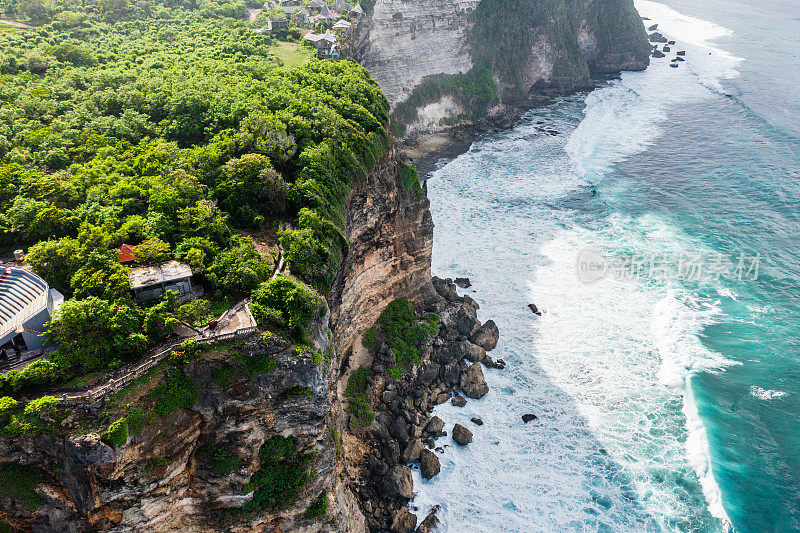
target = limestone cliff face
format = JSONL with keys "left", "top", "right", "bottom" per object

{"left": 350, "top": 0, "right": 650, "bottom": 134}
{"left": 330, "top": 146, "right": 436, "bottom": 356}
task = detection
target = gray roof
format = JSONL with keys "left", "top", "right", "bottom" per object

{"left": 309, "top": 0, "right": 325, "bottom": 6}
{"left": 319, "top": 4, "right": 331, "bottom": 15}
{"left": 130, "top": 261, "right": 193, "bottom": 289}
{"left": 350, "top": 4, "right": 363, "bottom": 14}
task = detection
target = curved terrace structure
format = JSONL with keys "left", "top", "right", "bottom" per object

{"left": 0, "top": 267, "right": 63, "bottom": 353}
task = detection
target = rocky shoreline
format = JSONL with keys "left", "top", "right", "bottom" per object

{"left": 347, "top": 277, "right": 503, "bottom": 532}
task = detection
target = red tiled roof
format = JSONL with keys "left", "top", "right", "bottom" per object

{"left": 119, "top": 244, "right": 137, "bottom": 263}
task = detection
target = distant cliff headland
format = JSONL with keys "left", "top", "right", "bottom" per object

{"left": 349, "top": 0, "right": 650, "bottom": 141}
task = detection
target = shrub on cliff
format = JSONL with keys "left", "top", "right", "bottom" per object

{"left": 244, "top": 435, "right": 314, "bottom": 511}
{"left": 378, "top": 299, "right": 439, "bottom": 378}
{"left": 250, "top": 274, "right": 325, "bottom": 342}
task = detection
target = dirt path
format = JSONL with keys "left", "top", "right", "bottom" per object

{"left": 0, "top": 19, "right": 33, "bottom": 29}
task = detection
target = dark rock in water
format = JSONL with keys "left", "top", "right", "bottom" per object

{"left": 452, "top": 423, "right": 473, "bottom": 445}
{"left": 677, "top": 50, "right": 686, "bottom": 56}
{"left": 668, "top": 40, "right": 676, "bottom": 45}
{"left": 454, "top": 277, "right": 471, "bottom": 288}
{"left": 647, "top": 23, "right": 658, "bottom": 31}
{"left": 528, "top": 303, "right": 542, "bottom": 316}
{"left": 417, "top": 512, "right": 440, "bottom": 533}
{"left": 470, "top": 320, "right": 499, "bottom": 351}
{"left": 675, "top": 56, "right": 685, "bottom": 62}
{"left": 419, "top": 449, "right": 441, "bottom": 479}
{"left": 522, "top": 414, "right": 538, "bottom": 423}
{"left": 495, "top": 358, "right": 506, "bottom": 369}
{"left": 462, "top": 340, "right": 487, "bottom": 363}
{"left": 434, "top": 446, "right": 444, "bottom": 453}
{"left": 386, "top": 465, "right": 414, "bottom": 498}
{"left": 425, "top": 416, "right": 445, "bottom": 437}
{"left": 451, "top": 395, "right": 467, "bottom": 407}
{"left": 649, "top": 32, "right": 668, "bottom": 43}
{"left": 471, "top": 417, "right": 484, "bottom": 426}
{"left": 460, "top": 362, "right": 489, "bottom": 399}
{"left": 670, "top": 63, "right": 679, "bottom": 68}
{"left": 652, "top": 50, "right": 665, "bottom": 58}
{"left": 391, "top": 507, "right": 417, "bottom": 533}
{"left": 663, "top": 46, "right": 671, "bottom": 52}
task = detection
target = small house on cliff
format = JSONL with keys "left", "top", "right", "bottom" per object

{"left": 130, "top": 261, "right": 194, "bottom": 304}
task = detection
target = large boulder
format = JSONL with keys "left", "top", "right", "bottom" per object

{"left": 456, "top": 309, "right": 479, "bottom": 338}
{"left": 391, "top": 508, "right": 417, "bottom": 533}
{"left": 461, "top": 340, "right": 486, "bottom": 363}
{"left": 417, "top": 512, "right": 440, "bottom": 533}
{"left": 432, "top": 277, "right": 460, "bottom": 302}
{"left": 402, "top": 439, "right": 424, "bottom": 462}
{"left": 425, "top": 416, "right": 445, "bottom": 437}
{"left": 419, "top": 449, "right": 440, "bottom": 479}
{"left": 460, "top": 362, "right": 489, "bottom": 399}
{"left": 452, "top": 423, "right": 473, "bottom": 445}
{"left": 386, "top": 465, "right": 414, "bottom": 499}
{"left": 470, "top": 320, "right": 499, "bottom": 351}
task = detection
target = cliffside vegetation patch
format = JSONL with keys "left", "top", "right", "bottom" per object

{"left": 244, "top": 434, "right": 314, "bottom": 511}
{"left": 0, "top": 463, "right": 46, "bottom": 511}
{"left": 391, "top": 67, "right": 499, "bottom": 136}
{"left": 378, "top": 299, "right": 439, "bottom": 378}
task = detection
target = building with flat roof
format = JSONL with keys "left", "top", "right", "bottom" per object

{"left": 0, "top": 268, "right": 63, "bottom": 356}
{"left": 130, "top": 261, "right": 194, "bottom": 304}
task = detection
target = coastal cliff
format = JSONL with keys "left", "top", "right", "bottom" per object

{"left": 348, "top": 0, "right": 650, "bottom": 137}
{"left": 0, "top": 146, "right": 437, "bottom": 532}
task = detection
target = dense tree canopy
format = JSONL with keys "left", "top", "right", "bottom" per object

{"left": 0, "top": 1, "right": 391, "bottom": 390}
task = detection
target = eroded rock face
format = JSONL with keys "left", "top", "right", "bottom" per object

{"left": 330, "top": 148, "right": 437, "bottom": 356}
{"left": 419, "top": 449, "right": 441, "bottom": 479}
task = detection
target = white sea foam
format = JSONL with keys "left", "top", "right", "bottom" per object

{"left": 419, "top": 3, "right": 744, "bottom": 531}
{"left": 750, "top": 386, "right": 788, "bottom": 400}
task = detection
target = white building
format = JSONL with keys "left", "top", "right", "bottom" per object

{"left": 0, "top": 268, "right": 63, "bottom": 354}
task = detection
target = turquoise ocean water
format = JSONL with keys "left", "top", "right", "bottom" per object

{"left": 411, "top": 1, "right": 800, "bottom": 531}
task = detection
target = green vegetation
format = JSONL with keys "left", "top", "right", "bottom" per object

{"left": 23, "top": 395, "right": 58, "bottom": 416}
{"left": 272, "top": 41, "right": 314, "bottom": 68}
{"left": 0, "top": 0, "right": 391, "bottom": 393}
{"left": 283, "top": 385, "right": 314, "bottom": 399}
{"left": 361, "top": 326, "right": 377, "bottom": 350}
{"left": 305, "top": 490, "right": 329, "bottom": 519}
{"left": 244, "top": 435, "right": 314, "bottom": 511}
{"left": 0, "top": 394, "right": 64, "bottom": 436}
{"left": 401, "top": 164, "right": 423, "bottom": 198}
{"left": 344, "top": 365, "right": 374, "bottom": 429}
{"left": 233, "top": 352, "right": 276, "bottom": 376}
{"left": 332, "top": 429, "right": 342, "bottom": 459}
{"left": 0, "top": 463, "right": 46, "bottom": 511}
{"left": 211, "top": 363, "right": 236, "bottom": 388}
{"left": 391, "top": 67, "right": 498, "bottom": 134}
{"left": 199, "top": 443, "right": 242, "bottom": 475}
{"left": 102, "top": 416, "right": 129, "bottom": 447}
{"left": 149, "top": 366, "right": 198, "bottom": 418}
{"left": 377, "top": 299, "right": 438, "bottom": 377}
{"left": 250, "top": 274, "right": 326, "bottom": 342}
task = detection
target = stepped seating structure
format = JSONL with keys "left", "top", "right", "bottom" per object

{"left": 0, "top": 268, "right": 57, "bottom": 352}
